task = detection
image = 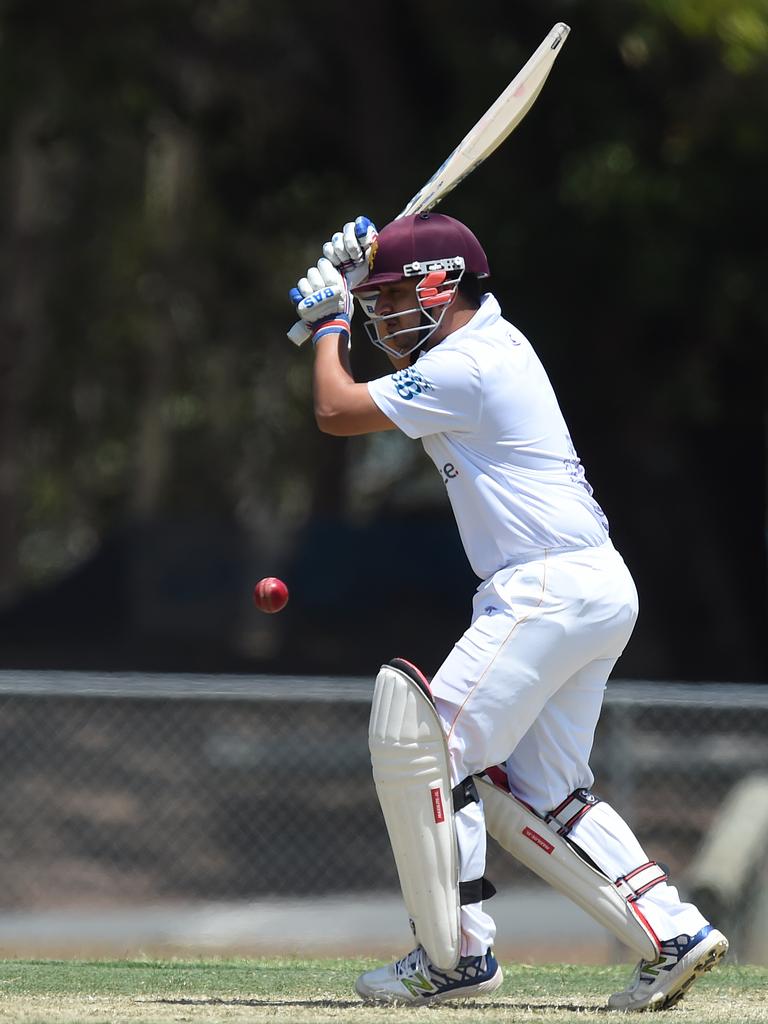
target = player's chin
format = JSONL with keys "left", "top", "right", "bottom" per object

{"left": 391, "top": 334, "right": 417, "bottom": 355}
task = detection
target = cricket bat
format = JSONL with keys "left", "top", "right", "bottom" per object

{"left": 289, "top": 22, "right": 570, "bottom": 345}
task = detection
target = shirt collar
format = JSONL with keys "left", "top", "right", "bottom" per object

{"left": 447, "top": 292, "right": 500, "bottom": 343}
{"left": 416, "top": 293, "right": 500, "bottom": 361}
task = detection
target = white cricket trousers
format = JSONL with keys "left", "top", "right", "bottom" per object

{"left": 431, "top": 540, "right": 707, "bottom": 956}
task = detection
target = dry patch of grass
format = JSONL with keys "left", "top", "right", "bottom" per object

{"left": 0, "top": 958, "right": 765, "bottom": 1024}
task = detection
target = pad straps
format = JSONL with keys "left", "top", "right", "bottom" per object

{"left": 546, "top": 787, "right": 601, "bottom": 836}
{"left": 459, "top": 876, "right": 497, "bottom": 904}
{"left": 452, "top": 775, "right": 496, "bottom": 905}
{"left": 546, "top": 787, "right": 668, "bottom": 902}
{"left": 616, "top": 862, "right": 669, "bottom": 902}
{"left": 452, "top": 776, "right": 480, "bottom": 812}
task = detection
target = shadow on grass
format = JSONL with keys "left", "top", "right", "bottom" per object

{"left": 147, "top": 998, "right": 362, "bottom": 1009}
{"left": 147, "top": 996, "right": 611, "bottom": 1012}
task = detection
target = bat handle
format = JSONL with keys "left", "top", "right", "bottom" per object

{"left": 287, "top": 320, "right": 312, "bottom": 346}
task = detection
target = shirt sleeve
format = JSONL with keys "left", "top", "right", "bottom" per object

{"left": 367, "top": 348, "right": 482, "bottom": 439}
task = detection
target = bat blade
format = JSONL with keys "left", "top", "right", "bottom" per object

{"left": 398, "top": 22, "right": 570, "bottom": 219}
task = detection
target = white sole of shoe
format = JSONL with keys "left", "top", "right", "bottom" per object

{"left": 355, "top": 966, "right": 503, "bottom": 1005}
{"left": 653, "top": 931, "right": 729, "bottom": 1011}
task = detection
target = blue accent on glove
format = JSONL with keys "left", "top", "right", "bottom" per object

{"left": 355, "top": 216, "right": 374, "bottom": 239}
{"left": 289, "top": 287, "right": 303, "bottom": 306}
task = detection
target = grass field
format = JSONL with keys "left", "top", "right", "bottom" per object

{"left": 0, "top": 958, "right": 766, "bottom": 1024}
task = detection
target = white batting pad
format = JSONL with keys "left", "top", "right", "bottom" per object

{"left": 369, "top": 662, "right": 461, "bottom": 969}
{"left": 477, "top": 777, "right": 660, "bottom": 960}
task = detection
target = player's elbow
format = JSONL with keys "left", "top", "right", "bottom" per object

{"left": 314, "top": 404, "right": 351, "bottom": 436}
{"left": 313, "top": 390, "right": 392, "bottom": 436}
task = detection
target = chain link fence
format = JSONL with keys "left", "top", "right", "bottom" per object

{"left": 0, "top": 672, "right": 766, "bottom": 960}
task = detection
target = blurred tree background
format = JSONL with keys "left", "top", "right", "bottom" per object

{"left": 0, "top": 0, "right": 765, "bottom": 679}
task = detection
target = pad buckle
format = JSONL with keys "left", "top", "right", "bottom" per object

{"left": 452, "top": 776, "right": 479, "bottom": 813}
{"left": 546, "top": 788, "right": 601, "bottom": 836}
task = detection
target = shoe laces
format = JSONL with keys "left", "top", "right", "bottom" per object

{"left": 395, "top": 946, "right": 429, "bottom": 980}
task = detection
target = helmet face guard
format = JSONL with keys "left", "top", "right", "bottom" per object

{"left": 352, "top": 213, "right": 489, "bottom": 359}
{"left": 359, "top": 257, "right": 466, "bottom": 358}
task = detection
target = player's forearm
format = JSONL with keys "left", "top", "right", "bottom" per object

{"left": 312, "top": 332, "right": 395, "bottom": 436}
{"left": 312, "top": 333, "right": 360, "bottom": 432}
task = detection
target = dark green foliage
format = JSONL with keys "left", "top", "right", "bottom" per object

{"left": 0, "top": 1, "right": 765, "bottom": 676}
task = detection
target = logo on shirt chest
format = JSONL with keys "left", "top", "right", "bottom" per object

{"left": 440, "top": 462, "right": 459, "bottom": 484}
{"left": 391, "top": 367, "right": 433, "bottom": 400}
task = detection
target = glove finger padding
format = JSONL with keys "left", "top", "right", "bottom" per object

{"left": 319, "top": 215, "right": 378, "bottom": 284}
{"left": 323, "top": 233, "right": 347, "bottom": 267}
{"left": 355, "top": 215, "right": 377, "bottom": 249}
{"left": 306, "top": 266, "right": 325, "bottom": 292}
{"left": 342, "top": 221, "right": 363, "bottom": 263}
{"left": 317, "top": 257, "right": 342, "bottom": 287}
{"left": 348, "top": 217, "right": 378, "bottom": 289}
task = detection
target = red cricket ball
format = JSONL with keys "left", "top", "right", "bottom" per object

{"left": 252, "top": 577, "right": 289, "bottom": 614}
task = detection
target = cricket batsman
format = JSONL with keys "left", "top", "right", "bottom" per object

{"left": 289, "top": 212, "right": 729, "bottom": 1008}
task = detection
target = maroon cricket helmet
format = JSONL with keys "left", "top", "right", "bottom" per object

{"left": 354, "top": 212, "right": 490, "bottom": 291}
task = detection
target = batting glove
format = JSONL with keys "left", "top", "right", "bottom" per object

{"left": 289, "top": 257, "right": 353, "bottom": 345}
{"left": 322, "top": 216, "right": 378, "bottom": 290}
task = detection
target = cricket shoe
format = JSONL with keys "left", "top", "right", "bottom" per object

{"left": 355, "top": 945, "right": 502, "bottom": 1005}
{"left": 608, "top": 924, "right": 729, "bottom": 1011}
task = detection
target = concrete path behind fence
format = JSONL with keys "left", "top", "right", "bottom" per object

{"left": 0, "top": 887, "right": 621, "bottom": 964}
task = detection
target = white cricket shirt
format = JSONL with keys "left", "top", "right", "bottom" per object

{"left": 367, "top": 294, "right": 609, "bottom": 580}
